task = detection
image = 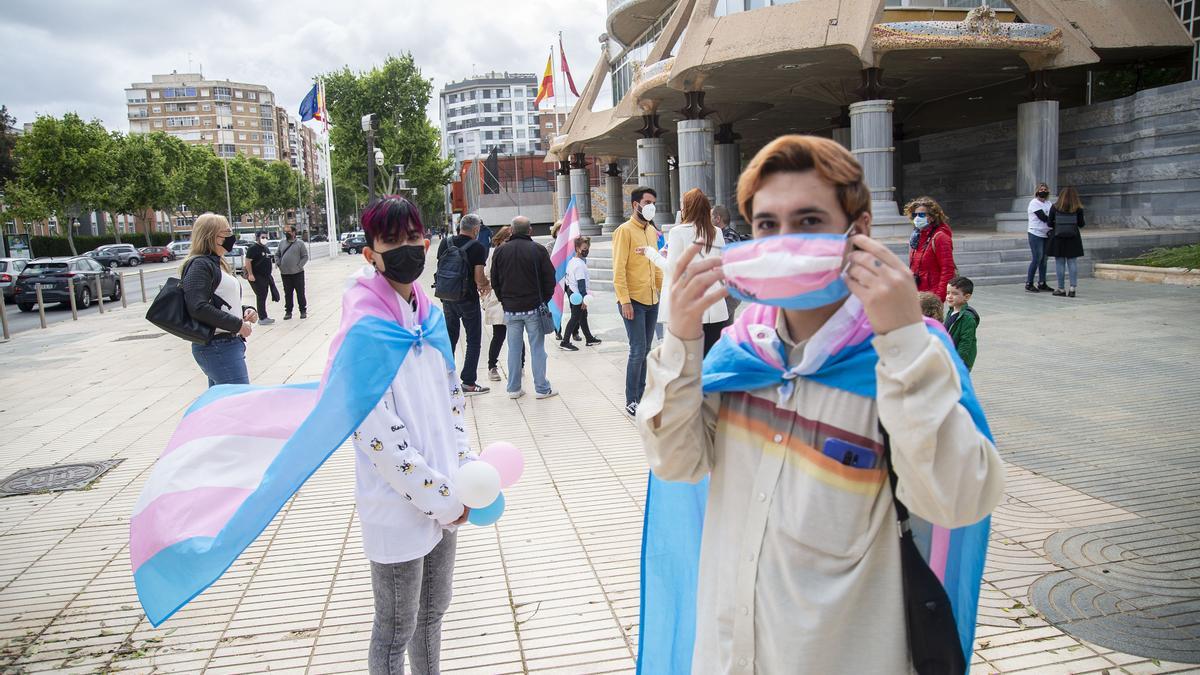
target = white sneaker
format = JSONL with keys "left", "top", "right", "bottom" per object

{"left": 488, "top": 368, "right": 501, "bottom": 382}
{"left": 508, "top": 390, "right": 525, "bottom": 400}
{"left": 535, "top": 389, "right": 558, "bottom": 400}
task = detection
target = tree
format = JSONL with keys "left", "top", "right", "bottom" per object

{"left": 9, "top": 113, "right": 112, "bottom": 254}
{"left": 146, "top": 133, "right": 192, "bottom": 241}
{"left": 322, "top": 54, "right": 453, "bottom": 223}
{"left": 101, "top": 132, "right": 168, "bottom": 246}
{"left": 0, "top": 106, "right": 18, "bottom": 195}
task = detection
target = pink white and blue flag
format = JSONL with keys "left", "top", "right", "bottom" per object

{"left": 130, "top": 272, "right": 453, "bottom": 626}
{"left": 548, "top": 196, "right": 581, "bottom": 330}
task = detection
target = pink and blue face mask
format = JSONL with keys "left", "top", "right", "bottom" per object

{"left": 721, "top": 233, "right": 850, "bottom": 310}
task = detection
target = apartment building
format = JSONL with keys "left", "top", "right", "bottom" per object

{"left": 439, "top": 72, "right": 545, "bottom": 168}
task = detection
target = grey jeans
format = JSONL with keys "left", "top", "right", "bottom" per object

{"left": 369, "top": 531, "right": 457, "bottom": 674}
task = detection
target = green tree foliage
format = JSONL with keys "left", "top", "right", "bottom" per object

{"left": 0, "top": 106, "right": 18, "bottom": 193}
{"left": 323, "top": 54, "right": 453, "bottom": 225}
{"left": 100, "top": 132, "right": 169, "bottom": 245}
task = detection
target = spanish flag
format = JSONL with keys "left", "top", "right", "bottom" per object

{"left": 534, "top": 50, "right": 554, "bottom": 108}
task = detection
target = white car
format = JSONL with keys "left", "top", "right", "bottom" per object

{"left": 168, "top": 241, "right": 191, "bottom": 257}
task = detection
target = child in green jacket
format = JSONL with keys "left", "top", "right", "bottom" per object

{"left": 944, "top": 276, "right": 980, "bottom": 370}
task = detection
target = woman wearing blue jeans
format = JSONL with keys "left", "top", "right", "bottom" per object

{"left": 1025, "top": 183, "right": 1055, "bottom": 293}
{"left": 181, "top": 213, "right": 258, "bottom": 386}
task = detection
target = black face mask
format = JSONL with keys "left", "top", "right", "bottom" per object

{"left": 285, "top": 232, "right": 295, "bottom": 240}
{"left": 578, "top": 249, "right": 589, "bottom": 259}
{"left": 220, "top": 235, "right": 237, "bottom": 251}
{"left": 1037, "top": 191, "right": 1050, "bottom": 199}
{"left": 378, "top": 245, "right": 425, "bottom": 284}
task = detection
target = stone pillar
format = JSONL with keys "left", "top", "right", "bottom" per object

{"left": 996, "top": 74, "right": 1060, "bottom": 231}
{"left": 569, "top": 152, "right": 598, "bottom": 234}
{"left": 636, "top": 113, "right": 672, "bottom": 229}
{"left": 850, "top": 99, "right": 909, "bottom": 235}
{"left": 714, "top": 123, "right": 746, "bottom": 231}
{"left": 668, "top": 157, "right": 681, "bottom": 222}
{"left": 831, "top": 106, "right": 851, "bottom": 150}
{"left": 555, "top": 160, "right": 571, "bottom": 222}
{"left": 677, "top": 118, "right": 715, "bottom": 201}
{"left": 604, "top": 162, "right": 624, "bottom": 233}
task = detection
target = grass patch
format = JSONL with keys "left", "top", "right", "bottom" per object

{"left": 1115, "top": 244, "right": 1200, "bottom": 270}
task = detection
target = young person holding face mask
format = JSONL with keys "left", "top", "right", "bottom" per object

{"left": 905, "top": 196, "right": 956, "bottom": 302}
{"left": 350, "top": 196, "right": 476, "bottom": 674}
{"left": 635, "top": 135, "right": 1003, "bottom": 673}
{"left": 1025, "top": 182, "right": 1055, "bottom": 293}
{"left": 612, "top": 186, "right": 664, "bottom": 417}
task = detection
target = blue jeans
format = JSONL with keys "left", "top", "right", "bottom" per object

{"left": 504, "top": 310, "right": 552, "bottom": 395}
{"left": 191, "top": 336, "right": 249, "bottom": 387}
{"left": 1056, "top": 257, "right": 1079, "bottom": 289}
{"left": 443, "top": 297, "right": 482, "bottom": 386}
{"left": 368, "top": 531, "right": 456, "bottom": 675}
{"left": 622, "top": 301, "right": 659, "bottom": 405}
{"left": 1026, "top": 233, "right": 1048, "bottom": 285}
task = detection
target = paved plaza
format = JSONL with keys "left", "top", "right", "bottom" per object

{"left": 0, "top": 246, "right": 1197, "bottom": 674}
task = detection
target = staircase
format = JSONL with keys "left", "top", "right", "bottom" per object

{"left": 584, "top": 229, "right": 1200, "bottom": 292}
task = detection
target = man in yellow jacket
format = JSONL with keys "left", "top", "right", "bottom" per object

{"left": 612, "top": 186, "right": 664, "bottom": 417}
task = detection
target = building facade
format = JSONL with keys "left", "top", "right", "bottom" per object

{"left": 439, "top": 72, "right": 546, "bottom": 167}
{"left": 554, "top": 0, "right": 1195, "bottom": 235}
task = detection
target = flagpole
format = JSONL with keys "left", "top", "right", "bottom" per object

{"left": 550, "top": 45, "right": 561, "bottom": 140}
{"left": 320, "top": 77, "right": 339, "bottom": 258}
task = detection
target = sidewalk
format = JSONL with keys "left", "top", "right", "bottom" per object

{"left": 0, "top": 249, "right": 1197, "bottom": 673}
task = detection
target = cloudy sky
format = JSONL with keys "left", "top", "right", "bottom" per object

{"left": 2, "top": 0, "right": 606, "bottom": 130}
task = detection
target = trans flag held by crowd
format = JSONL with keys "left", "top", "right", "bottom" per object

{"left": 548, "top": 195, "right": 582, "bottom": 330}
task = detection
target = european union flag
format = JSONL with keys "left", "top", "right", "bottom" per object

{"left": 299, "top": 84, "right": 320, "bottom": 122}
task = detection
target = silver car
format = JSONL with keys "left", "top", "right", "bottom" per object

{"left": 225, "top": 245, "right": 247, "bottom": 274}
{"left": 0, "top": 258, "right": 30, "bottom": 300}
{"left": 94, "top": 243, "right": 143, "bottom": 267}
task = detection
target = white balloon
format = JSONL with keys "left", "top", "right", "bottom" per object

{"left": 456, "top": 461, "right": 501, "bottom": 509}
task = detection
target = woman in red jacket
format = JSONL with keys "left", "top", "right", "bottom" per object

{"left": 906, "top": 196, "right": 956, "bottom": 302}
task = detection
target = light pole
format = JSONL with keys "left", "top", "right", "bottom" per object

{"left": 221, "top": 154, "right": 234, "bottom": 225}
{"left": 362, "top": 113, "right": 377, "bottom": 205}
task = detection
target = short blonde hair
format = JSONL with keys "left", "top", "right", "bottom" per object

{"left": 185, "top": 213, "right": 233, "bottom": 274}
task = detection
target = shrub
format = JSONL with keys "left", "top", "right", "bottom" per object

{"left": 29, "top": 233, "right": 175, "bottom": 258}
{"left": 1117, "top": 244, "right": 1200, "bottom": 271}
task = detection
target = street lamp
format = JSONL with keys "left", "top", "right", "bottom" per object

{"left": 361, "top": 113, "right": 377, "bottom": 205}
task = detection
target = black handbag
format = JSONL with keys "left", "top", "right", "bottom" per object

{"left": 882, "top": 427, "right": 967, "bottom": 675}
{"left": 533, "top": 255, "right": 555, "bottom": 335}
{"left": 146, "top": 260, "right": 230, "bottom": 344}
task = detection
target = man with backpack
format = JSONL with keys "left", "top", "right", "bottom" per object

{"left": 435, "top": 213, "right": 491, "bottom": 395}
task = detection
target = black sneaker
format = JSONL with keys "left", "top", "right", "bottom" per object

{"left": 1052, "top": 289, "right": 1067, "bottom": 297}
{"left": 1068, "top": 289, "right": 1076, "bottom": 298}
{"left": 625, "top": 401, "right": 638, "bottom": 417}
{"left": 284, "top": 312, "right": 293, "bottom": 320}
{"left": 1037, "top": 282, "right": 1054, "bottom": 292}
{"left": 1025, "top": 283, "right": 1039, "bottom": 293}
{"left": 461, "top": 383, "right": 490, "bottom": 396}
{"left": 586, "top": 338, "right": 603, "bottom": 346}
{"left": 300, "top": 311, "right": 307, "bottom": 319}
{"left": 558, "top": 342, "right": 579, "bottom": 352}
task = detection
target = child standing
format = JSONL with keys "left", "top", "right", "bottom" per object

{"left": 559, "top": 236, "right": 602, "bottom": 351}
{"left": 351, "top": 196, "right": 475, "bottom": 674}
{"left": 918, "top": 291, "right": 944, "bottom": 323}
{"left": 944, "top": 276, "right": 980, "bottom": 371}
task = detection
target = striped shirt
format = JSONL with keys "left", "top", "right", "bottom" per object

{"left": 637, "top": 313, "right": 1004, "bottom": 673}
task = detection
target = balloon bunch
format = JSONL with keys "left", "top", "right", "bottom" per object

{"left": 456, "top": 442, "right": 524, "bottom": 526}
{"left": 570, "top": 293, "right": 592, "bottom": 306}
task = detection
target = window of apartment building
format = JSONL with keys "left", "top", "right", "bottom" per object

{"left": 483, "top": 90, "right": 492, "bottom": 99}
{"left": 150, "top": 91, "right": 161, "bottom": 99}
{"left": 252, "top": 147, "right": 260, "bottom": 155}
{"left": 238, "top": 119, "right": 246, "bottom": 127}
{"left": 152, "top": 105, "right": 162, "bottom": 113}
{"left": 213, "top": 86, "right": 232, "bottom": 100}
{"left": 515, "top": 101, "right": 525, "bottom": 111}
{"left": 263, "top": 132, "right": 275, "bottom": 145}
{"left": 200, "top": 88, "right": 209, "bottom": 96}
{"left": 250, "top": 120, "right": 258, "bottom": 128}
{"left": 238, "top": 133, "right": 247, "bottom": 140}
{"left": 154, "top": 120, "right": 163, "bottom": 128}
{"left": 236, "top": 104, "right": 244, "bottom": 112}
{"left": 250, "top": 133, "right": 259, "bottom": 141}
{"left": 246, "top": 91, "right": 257, "bottom": 100}
{"left": 263, "top": 146, "right": 276, "bottom": 160}
{"left": 235, "top": 90, "right": 244, "bottom": 98}
{"left": 483, "top": 103, "right": 493, "bottom": 113}
{"left": 249, "top": 105, "right": 257, "bottom": 113}
{"left": 163, "top": 87, "right": 198, "bottom": 98}
{"left": 516, "top": 128, "right": 525, "bottom": 138}
{"left": 484, "top": 131, "right": 494, "bottom": 140}
{"left": 202, "top": 103, "right": 211, "bottom": 111}
{"left": 167, "top": 116, "right": 199, "bottom": 127}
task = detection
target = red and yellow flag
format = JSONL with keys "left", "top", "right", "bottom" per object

{"left": 534, "top": 51, "right": 554, "bottom": 108}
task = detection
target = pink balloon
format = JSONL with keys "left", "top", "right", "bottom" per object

{"left": 480, "top": 441, "right": 524, "bottom": 488}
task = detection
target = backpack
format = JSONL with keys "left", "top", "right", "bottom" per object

{"left": 434, "top": 238, "right": 476, "bottom": 302}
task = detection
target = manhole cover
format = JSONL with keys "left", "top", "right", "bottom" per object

{"left": 0, "top": 460, "right": 125, "bottom": 496}
{"left": 1031, "top": 520, "right": 1200, "bottom": 664}
{"left": 114, "top": 333, "right": 164, "bottom": 342}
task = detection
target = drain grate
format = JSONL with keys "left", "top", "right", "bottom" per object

{"left": 114, "top": 333, "right": 165, "bottom": 342}
{"left": 1031, "top": 520, "right": 1200, "bottom": 664}
{"left": 0, "top": 460, "right": 125, "bottom": 496}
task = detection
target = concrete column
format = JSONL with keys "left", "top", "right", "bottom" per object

{"left": 714, "top": 123, "right": 747, "bottom": 233}
{"left": 677, "top": 118, "right": 715, "bottom": 201}
{"left": 569, "top": 154, "right": 598, "bottom": 234}
{"left": 604, "top": 163, "right": 624, "bottom": 233}
{"left": 850, "top": 99, "right": 908, "bottom": 235}
{"left": 636, "top": 137, "right": 672, "bottom": 229}
{"left": 832, "top": 127, "right": 851, "bottom": 149}
{"left": 996, "top": 99, "right": 1060, "bottom": 231}
{"left": 555, "top": 160, "right": 571, "bottom": 222}
{"left": 668, "top": 157, "right": 681, "bottom": 222}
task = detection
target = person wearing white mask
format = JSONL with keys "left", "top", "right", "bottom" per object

{"left": 611, "top": 186, "right": 664, "bottom": 417}
{"left": 905, "top": 197, "right": 956, "bottom": 303}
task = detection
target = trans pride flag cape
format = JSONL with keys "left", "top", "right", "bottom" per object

{"left": 548, "top": 196, "right": 582, "bottom": 330}
{"left": 130, "top": 270, "right": 453, "bottom": 626}
{"left": 637, "top": 296, "right": 994, "bottom": 673}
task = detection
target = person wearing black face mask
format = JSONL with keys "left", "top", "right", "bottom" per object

{"left": 244, "top": 231, "right": 277, "bottom": 324}
{"left": 1025, "top": 183, "right": 1055, "bottom": 293}
{"left": 278, "top": 227, "right": 310, "bottom": 319}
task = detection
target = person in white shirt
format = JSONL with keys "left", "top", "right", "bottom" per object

{"left": 1025, "top": 182, "right": 1054, "bottom": 293}
{"left": 559, "top": 236, "right": 602, "bottom": 351}
{"left": 351, "top": 196, "right": 474, "bottom": 674}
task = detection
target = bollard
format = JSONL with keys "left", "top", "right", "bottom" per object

{"left": 68, "top": 276, "right": 78, "bottom": 320}
{"left": 0, "top": 291, "right": 9, "bottom": 341}
{"left": 139, "top": 268, "right": 147, "bottom": 303}
{"left": 35, "top": 287, "right": 47, "bottom": 329}
{"left": 96, "top": 279, "right": 105, "bottom": 314}
{"left": 119, "top": 274, "right": 127, "bottom": 308}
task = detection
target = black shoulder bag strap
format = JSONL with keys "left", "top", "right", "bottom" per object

{"left": 881, "top": 425, "right": 968, "bottom": 675}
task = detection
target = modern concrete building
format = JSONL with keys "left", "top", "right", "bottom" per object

{"left": 553, "top": 0, "right": 1197, "bottom": 236}
{"left": 439, "top": 72, "right": 546, "bottom": 168}
{"left": 126, "top": 72, "right": 281, "bottom": 161}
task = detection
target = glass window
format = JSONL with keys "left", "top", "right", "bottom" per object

{"left": 483, "top": 90, "right": 492, "bottom": 99}
{"left": 152, "top": 105, "right": 161, "bottom": 113}
{"left": 235, "top": 90, "right": 244, "bottom": 98}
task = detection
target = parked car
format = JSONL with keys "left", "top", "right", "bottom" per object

{"left": 0, "top": 258, "right": 30, "bottom": 300}
{"left": 266, "top": 239, "right": 280, "bottom": 262}
{"left": 94, "top": 243, "right": 142, "bottom": 267}
{"left": 342, "top": 235, "right": 367, "bottom": 255}
{"left": 87, "top": 248, "right": 123, "bottom": 269}
{"left": 310, "top": 234, "right": 328, "bottom": 243}
{"left": 225, "top": 245, "right": 247, "bottom": 274}
{"left": 167, "top": 241, "right": 192, "bottom": 257}
{"left": 15, "top": 257, "right": 121, "bottom": 311}
{"left": 139, "top": 246, "right": 175, "bottom": 263}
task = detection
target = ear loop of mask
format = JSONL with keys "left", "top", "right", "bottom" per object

{"left": 840, "top": 223, "right": 858, "bottom": 276}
